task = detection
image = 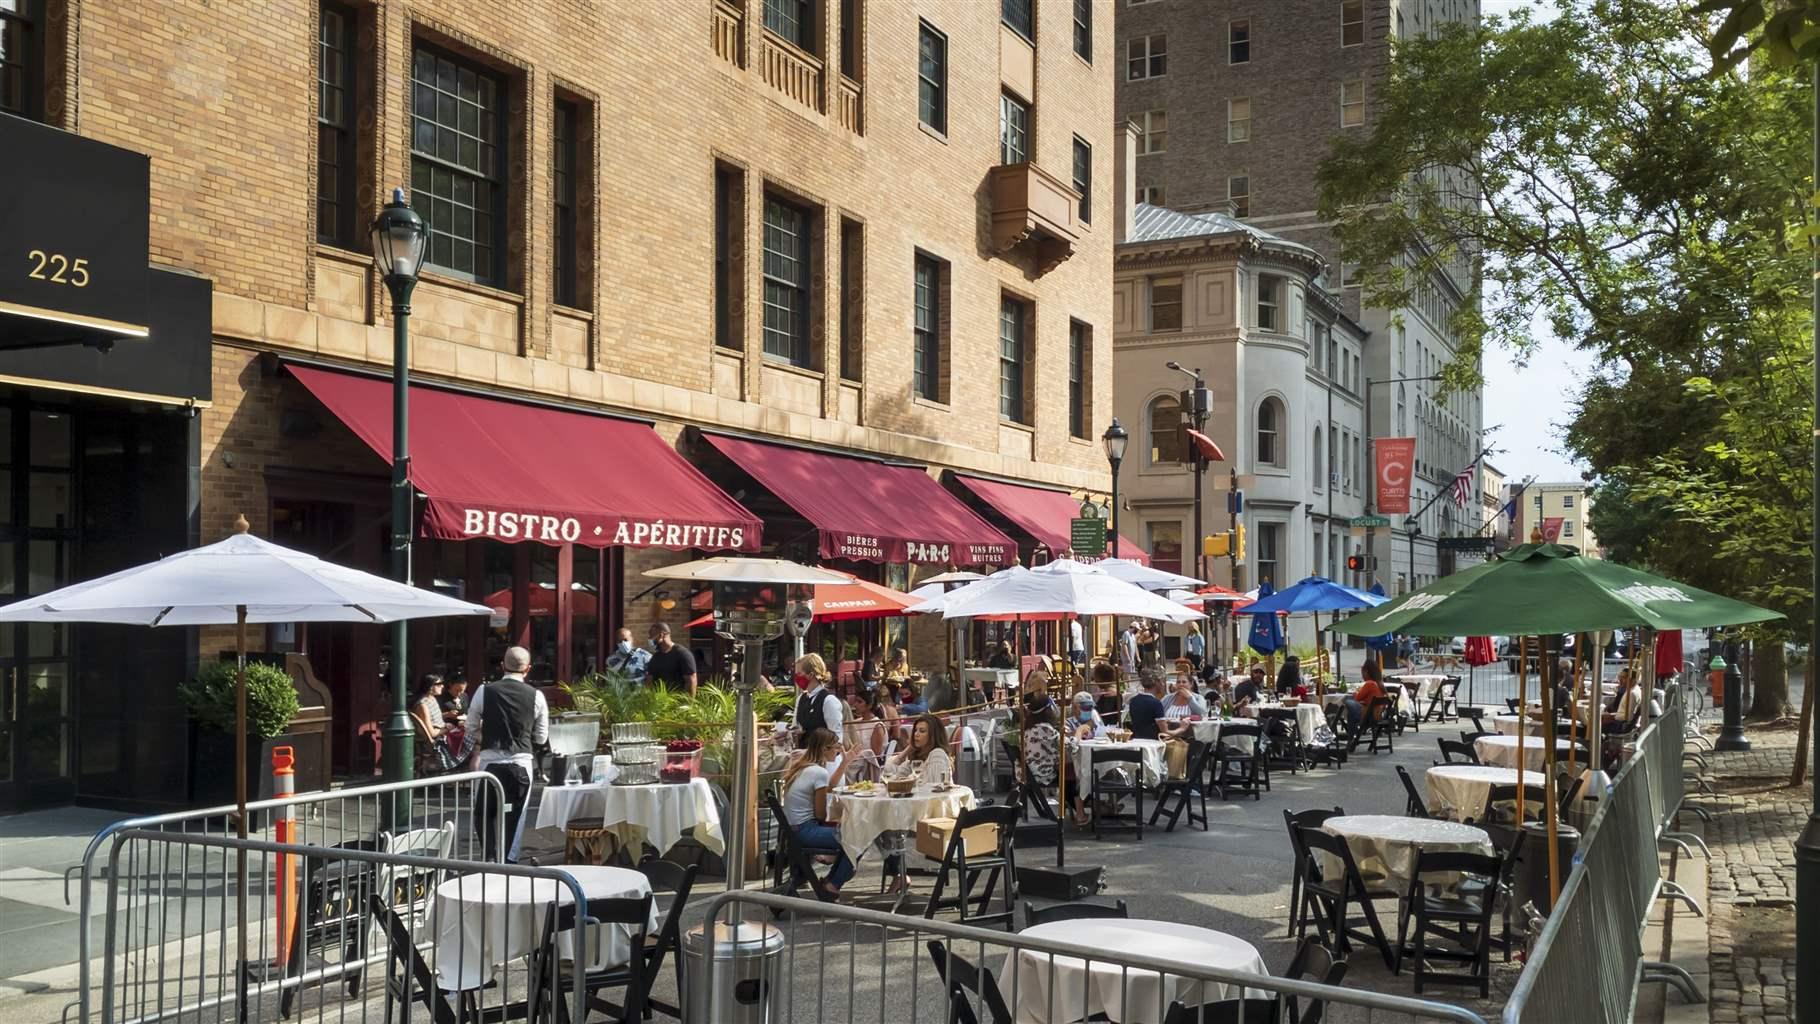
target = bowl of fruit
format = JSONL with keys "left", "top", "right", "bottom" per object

{"left": 659, "top": 739, "right": 703, "bottom": 784}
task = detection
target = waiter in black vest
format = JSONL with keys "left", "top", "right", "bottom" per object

{"left": 466, "top": 646, "right": 549, "bottom": 862}
{"left": 791, "top": 653, "right": 844, "bottom": 749}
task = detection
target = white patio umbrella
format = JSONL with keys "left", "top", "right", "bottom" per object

{"left": 1090, "top": 556, "right": 1205, "bottom": 591}
{"left": 0, "top": 517, "right": 491, "bottom": 987}
{"left": 930, "top": 561, "right": 1202, "bottom": 624}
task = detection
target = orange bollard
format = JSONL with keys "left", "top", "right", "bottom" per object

{"left": 272, "top": 746, "right": 298, "bottom": 971}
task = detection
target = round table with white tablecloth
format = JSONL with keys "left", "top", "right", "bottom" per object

{"left": 1072, "top": 738, "right": 1167, "bottom": 795}
{"left": 430, "top": 866, "right": 658, "bottom": 991}
{"left": 1253, "top": 700, "right": 1326, "bottom": 739}
{"left": 1424, "top": 764, "right": 1543, "bottom": 822}
{"left": 1318, "top": 815, "right": 1496, "bottom": 895}
{"left": 1473, "top": 733, "right": 1583, "bottom": 771}
{"left": 1004, "top": 919, "right": 1269, "bottom": 1024}
{"left": 532, "top": 778, "right": 724, "bottom": 856}
{"left": 828, "top": 784, "right": 974, "bottom": 864}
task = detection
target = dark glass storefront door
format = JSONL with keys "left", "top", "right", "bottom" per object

{"left": 0, "top": 405, "right": 75, "bottom": 810}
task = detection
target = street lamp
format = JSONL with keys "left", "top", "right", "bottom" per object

{"left": 1102, "top": 418, "right": 1129, "bottom": 557}
{"left": 1166, "top": 361, "right": 1213, "bottom": 582}
{"left": 371, "top": 188, "right": 428, "bottom": 807}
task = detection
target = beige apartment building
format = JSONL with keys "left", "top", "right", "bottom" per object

{"left": 1513, "top": 481, "right": 1600, "bottom": 558}
{"left": 0, "top": 0, "right": 1117, "bottom": 809}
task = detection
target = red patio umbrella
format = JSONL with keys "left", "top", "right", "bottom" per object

{"left": 1463, "top": 636, "right": 1498, "bottom": 666}
{"left": 483, "top": 583, "right": 599, "bottom": 619}
{"left": 1654, "top": 629, "right": 1683, "bottom": 679}
{"left": 685, "top": 572, "right": 921, "bottom": 627}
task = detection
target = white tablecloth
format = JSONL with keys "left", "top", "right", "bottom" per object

{"left": 430, "top": 866, "right": 656, "bottom": 991}
{"left": 532, "top": 778, "right": 724, "bottom": 856}
{"left": 1005, "top": 919, "right": 1268, "bottom": 1024}
{"left": 1072, "top": 739, "right": 1167, "bottom": 795}
{"left": 1186, "top": 718, "right": 1256, "bottom": 754}
{"left": 1253, "top": 701, "right": 1326, "bottom": 738}
{"left": 1319, "top": 815, "right": 1495, "bottom": 894}
{"left": 1474, "top": 734, "right": 1582, "bottom": 772}
{"left": 829, "top": 785, "right": 974, "bottom": 863}
{"left": 1424, "top": 764, "right": 1542, "bottom": 823}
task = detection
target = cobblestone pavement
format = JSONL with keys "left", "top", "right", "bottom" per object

{"left": 1701, "top": 723, "right": 1809, "bottom": 1024}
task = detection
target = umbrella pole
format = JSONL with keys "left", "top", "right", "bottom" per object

{"left": 1516, "top": 637, "right": 1528, "bottom": 824}
{"left": 1542, "top": 641, "right": 1562, "bottom": 907}
{"left": 234, "top": 604, "right": 249, "bottom": 1022}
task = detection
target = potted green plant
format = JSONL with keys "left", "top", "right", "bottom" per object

{"left": 181, "top": 659, "right": 301, "bottom": 811}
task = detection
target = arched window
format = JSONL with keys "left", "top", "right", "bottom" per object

{"left": 1312, "top": 425, "right": 1324, "bottom": 491}
{"left": 1148, "top": 395, "right": 1184, "bottom": 465}
{"left": 1256, "top": 397, "right": 1285, "bottom": 468}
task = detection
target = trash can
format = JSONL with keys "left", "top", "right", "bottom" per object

{"left": 1511, "top": 821, "right": 1580, "bottom": 940}
{"left": 955, "top": 724, "right": 986, "bottom": 794}
{"left": 683, "top": 919, "right": 785, "bottom": 1024}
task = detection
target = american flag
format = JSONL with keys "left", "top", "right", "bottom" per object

{"left": 1451, "top": 463, "right": 1475, "bottom": 508}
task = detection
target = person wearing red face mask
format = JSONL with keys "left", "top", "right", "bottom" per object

{"left": 791, "top": 653, "right": 843, "bottom": 749}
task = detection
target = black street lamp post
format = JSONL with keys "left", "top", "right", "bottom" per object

{"left": 1102, "top": 419, "right": 1129, "bottom": 558}
{"left": 1167, "top": 361, "right": 1213, "bottom": 583}
{"left": 371, "top": 188, "right": 428, "bottom": 818}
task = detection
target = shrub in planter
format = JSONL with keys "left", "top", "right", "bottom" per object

{"left": 180, "top": 660, "right": 301, "bottom": 739}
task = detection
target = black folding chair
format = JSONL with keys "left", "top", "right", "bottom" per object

{"left": 280, "top": 840, "right": 377, "bottom": 1018}
{"left": 1459, "top": 730, "right": 1493, "bottom": 745}
{"left": 926, "top": 940, "right": 1014, "bottom": 1024}
{"left": 763, "top": 793, "right": 839, "bottom": 903}
{"left": 1395, "top": 851, "right": 1501, "bottom": 997}
{"left": 1422, "top": 679, "right": 1461, "bottom": 723}
{"left": 1282, "top": 938, "right": 1348, "bottom": 1024}
{"left": 526, "top": 893, "right": 656, "bottom": 1024}
{"left": 1477, "top": 783, "right": 1548, "bottom": 826}
{"left": 1162, "top": 997, "right": 1283, "bottom": 1023}
{"left": 1212, "top": 723, "right": 1268, "bottom": 800}
{"left": 1352, "top": 697, "right": 1396, "bottom": 754}
{"left": 1150, "top": 739, "right": 1212, "bottom": 832}
{"left": 369, "top": 894, "right": 517, "bottom": 1024}
{"left": 1395, "top": 765, "right": 1431, "bottom": 818}
{"left": 1460, "top": 706, "right": 1487, "bottom": 734}
{"left": 1023, "top": 898, "right": 1128, "bottom": 928}
{"left": 1258, "top": 707, "right": 1304, "bottom": 773}
{"left": 925, "top": 804, "right": 1020, "bottom": 930}
{"left": 1383, "top": 683, "right": 1412, "bottom": 734}
{"left": 1088, "top": 747, "right": 1149, "bottom": 839}
{"left": 1283, "top": 808, "right": 1344, "bottom": 940}
{"left": 636, "top": 857, "right": 699, "bottom": 1019}
{"left": 1436, "top": 738, "right": 1479, "bottom": 765}
{"left": 1297, "top": 827, "right": 1399, "bottom": 970}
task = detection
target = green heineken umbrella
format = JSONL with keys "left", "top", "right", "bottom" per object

{"left": 1331, "top": 543, "right": 1782, "bottom": 638}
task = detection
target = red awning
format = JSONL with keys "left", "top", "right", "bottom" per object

{"left": 951, "top": 475, "right": 1148, "bottom": 565}
{"left": 289, "top": 366, "right": 760, "bottom": 550}
{"left": 702, "top": 434, "right": 1014, "bottom": 566}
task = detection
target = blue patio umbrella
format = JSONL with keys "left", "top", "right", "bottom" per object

{"left": 1364, "top": 582, "right": 1398, "bottom": 653}
{"left": 1242, "top": 576, "right": 1386, "bottom": 679}
{"left": 1246, "top": 581, "right": 1284, "bottom": 656}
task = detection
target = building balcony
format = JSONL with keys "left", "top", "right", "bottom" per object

{"left": 761, "top": 30, "right": 824, "bottom": 114}
{"left": 988, "top": 162, "right": 1080, "bottom": 274}
{"left": 712, "top": 0, "right": 743, "bottom": 66}
{"left": 836, "top": 75, "right": 862, "bottom": 134}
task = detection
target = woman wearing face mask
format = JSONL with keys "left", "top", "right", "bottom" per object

{"left": 782, "top": 728, "right": 855, "bottom": 899}
{"left": 791, "top": 654, "right": 844, "bottom": 750}
{"left": 604, "top": 627, "right": 651, "bottom": 682}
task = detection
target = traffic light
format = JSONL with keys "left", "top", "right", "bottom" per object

{"left": 1346, "top": 554, "right": 1365, "bottom": 573}
{"left": 1235, "top": 523, "right": 1246, "bottom": 563}
{"left": 1204, "top": 532, "right": 1230, "bottom": 558}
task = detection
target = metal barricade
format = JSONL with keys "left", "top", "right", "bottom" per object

{"left": 696, "top": 890, "right": 1490, "bottom": 1024}
{"left": 95, "top": 828, "right": 590, "bottom": 1024}
{"left": 70, "top": 771, "right": 507, "bottom": 1024}
{"left": 1504, "top": 695, "right": 1696, "bottom": 1023}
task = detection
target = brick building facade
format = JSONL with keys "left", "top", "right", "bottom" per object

{"left": 0, "top": 0, "right": 1119, "bottom": 809}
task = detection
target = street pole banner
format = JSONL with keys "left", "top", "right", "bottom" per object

{"left": 1541, "top": 517, "right": 1565, "bottom": 542}
{"left": 1375, "top": 437, "right": 1417, "bottom": 514}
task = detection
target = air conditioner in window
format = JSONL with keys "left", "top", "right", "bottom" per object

{"left": 1330, "top": 472, "right": 1340, "bottom": 488}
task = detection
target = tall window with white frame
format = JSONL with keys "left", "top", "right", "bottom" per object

{"left": 1341, "top": 79, "right": 1365, "bottom": 127}
{"left": 1068, "top": 320, "right": 1091, "bottom": 439}
{"left": 1072, "top": 0, "right": 1092, "bottom": 60}
{"left": 410, "top": 45, "right": 505, "bottom": 284}
{"left": 998, "top": 294, "right": 1030, "bottom": 424}
{"left": 1072, "top": 137, "right": 1092, "bottom": 224}
{"left": 918, "top": 21, "right": 946, "bottom": 133}
{"left": 1228, "top": 97, "right": 1251, "bottom": 142}
{"left": 1256, "top": 274, "right": 1281, "bottom": 331}
{"left": 912, "top": 252, "right": 946, "bottom": 402}
{"left": 1228, "top": 175, "right": 1249, "bottom": 218}
{"left": 1149, "top": 275, "right": 1183, "bottom": 332}
{"left": 1257, "top": 522, "right": 1282, "bottom": 588}
{"left": 1229, "top": 19, "right": 1250, "bottom": 63}
{"left": 1149, "top": 395, "right": 1184, "bottom": 464}
{"left": 1137, "top": 110, "right": 1167, "bottom": 155}
{"left": 764, "top": 0, "right": 813, "bottom": 50}
{"left": 1000, "top": 92, "right": 1029, "bottom": 164}
{"left": 1256, "top": 398, "right": 1283, "bottom": 468}
{"left": 552, "top": 99, "right": 578, "bottom": 307}
{"left": 762, "top": 194, "right": 813, "bottom": 368}
{"left": 1341, "top": 0, "right": 1364, "bottom": 46}
{"left": 317, "top": 2, "right": 357, "bottom": 248}
{"left": 1128, "top": 34, "right": 1166, "bottom": 80}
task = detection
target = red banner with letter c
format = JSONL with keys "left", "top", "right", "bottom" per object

{"left": 1374, "top": 437, "right": 1416, "bottom": 514}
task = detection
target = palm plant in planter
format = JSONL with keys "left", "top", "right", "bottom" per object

{"left": 180, "top": 660, "right": 301, "bottom": 809}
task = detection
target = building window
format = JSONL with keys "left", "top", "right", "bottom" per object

{"left": 762, "top": 194, "right": 812, "bottom": 367}
{"left": 1341, "top": 79, "right": 1365, "bottom": 127}
{"left": 1071, "top": 137, "right": 1093, "bottom": 224}
{"left": 1256, "top": 397, "right": 1284, "bottom": 467}
{"left": 1257, "top": 522, "right": 1282, "bottom": 587}
{"left": 1128, "top": 34, "right": 1167, "bottom": 80}
{"left": 1139, "top": 185, "right": 1166, "bottom": 205}
{"left": 839, "top": 218, "right": 863, "bottom": 382}
{"left": 1562, "top": 494, "right": 1575, "bottom": 509}
{"left": 1073, "top": 0, "right": 1092, "bottom": 60}
{"left": 1342, "top": 429, "right": 1352, "bottom": 490}
{"left": 764, "top": 0, "right": 813, "bottom": 51}
{"left": 1228, "top": 97, "right": 1251, "bottom": 143}
{"left": 1329, "top": 425, "right": 1339, "bottom": 488}
{"left": 1137, "top": 110, "right": 1167, "bottom": 154}
{"left": 410, "top": 46, "right": 505, "bottom": 284}
{"left": 918, "top": 22, "right": 947, "bottom": 134}
{"left": 1257, "top": 274, "right": 1281, "bottom": 331}
{"left": 1229, "top": 19, "right": 1251, "bottom": 64}
{"left": 913, "top": 252, "right": 948, "bottom": 402}
{"left": 1228, "top": 175, "right": 1249, "bottom": 218}
{"left": 1069, "top": 320, "right": 1091, "bottom": 439}
{"left": 317, "top": 2, "right": 356, "bottom": 247}
{"left": 1149, "top": 395, "right": 1184, "bottom": 465}
{"left": 1000, "top": 92, "right": 1029, "bottom": 164}
{"left": 1149, "top": 276, "right": 1183, "bottom": 332}
{"left": 713, "top": 167, "right": 744, "bottom": 350}
{"left": 1313, "top": 428, "right": 1323, "bottom": 491}
{"left": 1342, "top": 0, "right": 1364, "bottom": 46}
{"left": 1002, "top": 0, "right": 1033, "bottom": 40}
{"left": 1562, "top": 520, "right": 1575, "bottom": 538}
{"left": 839, "top": 0, "right": 859, "bottom": 78}
{"left": 998, "top": 294, "right": 1031, "bottom": 423}
{"left": 552, "top": 99, "right": 579, "bottom": 307}
{"left": 1148, "top": 522, "right": 1183, "bottom": 575}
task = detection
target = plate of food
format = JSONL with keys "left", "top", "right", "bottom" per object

{"left": 839, "top": 781, "right": 878, "bottom": 797}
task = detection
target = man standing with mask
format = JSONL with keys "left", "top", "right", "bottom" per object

{"left": 467, "top": 646, "right": 548, "bottom": 863}
{"left": 604, "top": 626, "right": 650, "bottom": 682}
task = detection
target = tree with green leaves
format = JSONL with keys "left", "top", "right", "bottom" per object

{"left": 1316, "top": 0, "right": 1812, "bottom": 717}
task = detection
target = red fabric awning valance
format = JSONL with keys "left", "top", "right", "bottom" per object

{"left": 702, "top": 433, "right": 1015, "bottom": 566}
{"left": 289, "top": 365, "right": 760, "bottom": 550}
{"left": 952, "top": 474, "right": 1148, "bottom": 564}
